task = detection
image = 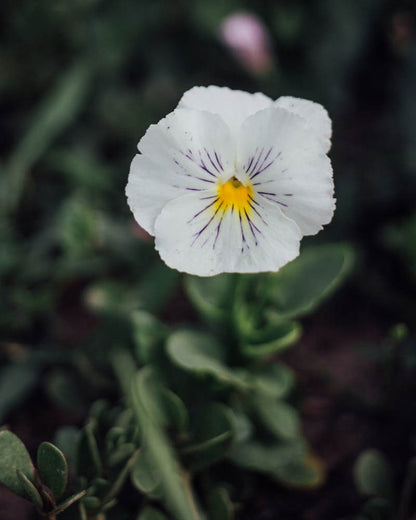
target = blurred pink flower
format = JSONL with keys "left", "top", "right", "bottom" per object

{"left": 219, "top": 12, "right": 273, "bottom": 75}
{"left": 131, "top": 220, "right": 152, "bottom": 241}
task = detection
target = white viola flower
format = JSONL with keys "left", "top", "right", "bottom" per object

{"left": 126, "top": 86, "right": 335, "bottom": 277}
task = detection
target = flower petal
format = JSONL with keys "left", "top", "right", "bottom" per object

{"left": 275, "top": 96, "right": 332, "bottom": 153}
{"left": 237, "top": 106, "right": 335, "bottom": 236}
{"left": 154, "top": 190, "right": 301, "bottom": 276}
{"left": 126, "top": 108, "right": 235, "bottom": 235}
{"left": 178, "top": 86, "right": 273, "bottom": 136}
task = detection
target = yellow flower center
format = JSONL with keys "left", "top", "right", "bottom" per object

{"left": 215, "top": 177, "right": 253, "bottom": 216}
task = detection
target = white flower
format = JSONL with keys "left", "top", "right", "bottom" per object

{"left": 126, "top": 86, "right": 335, "bottom": 277}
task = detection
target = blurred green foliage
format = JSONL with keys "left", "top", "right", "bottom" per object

{"left": 1, "top": 0, "right": 416, "bottom": 519}
{"left": 0, "top": 242, "right": 352, "bottom": 519}
{"left": 1, "top": 0, "right": 416, "bottom": 343}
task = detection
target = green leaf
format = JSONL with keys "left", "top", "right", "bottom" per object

{"left": 228, "top": 440, "right": 325, "bottom": 488}
{"left": 208, "top": 487, "right": 234, "bottom": 520}
{"left": 266, "top": 243, "right": 354, "bottom": 319}
{"left": 131, "top": 311, "right": 168, "bottom": 364}
{"left": 138, "top": 507, "right": 169, "bottom": 520}
{"left": 183, "top": 403, "right": 234, "bottom": 470}
{"left": 130, "top": 368, "right": 203, "bottom": 520}
{"left": 0, "top": 430, "right": 35, "bottom": 497}
{"left": 82, "top": 496, "right": 101, "bottom": 509}
{"left": 229, "top": 440, "right": 306, "bottom": 474}
{"left": 37, "top": 442, "right": 68, "bottom": 500}
{"left": 107, "top": 443, "right": 135, "bottom": 468}
{"left": 228, "top": 411, "right": 253, "bottom": 444}
{"left": 105, "top": 426, "right": 124, "bottom": 452}
{"left": 272, "top": 453, "right": 326, "bottom": 489}
{"left": 354, "top": 450, "right": 394, "bottom": 500}
{"left": 162, "top": 389, "right": 189, "bottom": 434}
{"left": 16, "top": 469, "right": 43, "bottom": 509}
{"left": 134, "top": 367, "right": 168, "bottom": 428}
{"left": 2, "top": 62, "right": 92, "bottom": 212}
{"left": 253, "top": 396, "right": 301, "bottom": 440}
{"left": 131, "top": 447, "right": 162, "bottom": 498}
{"left": 76, "top": 421, "right": 102, "bottom": 480}
{"left": 167, "top": 330, "right": 250, "bottom": 390}
{"left": 185, "top": 274, "right": 236, "bottom": 322}
{"left": 241, "top": 320, "right": 302, "bottom": 358}
{"left": 252, "top": 363, "right": 295, "bottom": 399}
{"left": 88, "top": 477, "right": 110, "bottom": 497}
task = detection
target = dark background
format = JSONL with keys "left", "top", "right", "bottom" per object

{"left": 1, "top": 1, "right": 416, "bottom": 519}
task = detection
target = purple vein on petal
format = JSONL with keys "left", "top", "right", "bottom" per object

{"left": 250, "top": 151, "right": 281, "bottom": 180}
{"left": 187, "top": 198, "right": 217, "bottom": 223}
{"left": 244, "top": 209, "right": 262, "bottom": 245}
{"left": 247, "top": 147, "right": 264, "bottom": 176}
{"left": 191, "top": 201, "right": 223, "bottom": 246}
{"left": 214, "top": 152, "right": 223, "bottom": 171}
{"left": 248, "top": 195, "right": 268, "bottom": 225}
{"left": 239, "top": 212, "right": 249, "bottom": 252}
{"left": 204, "top": 148, "right": 221, "bottom": 174}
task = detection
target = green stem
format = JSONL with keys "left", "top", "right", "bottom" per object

{"left": 102, "top": 449, "right": 140, "bottom": 504}
{"left": 111, "top": 348, "right": 138, "bottom": 401}
{"left": 51, "top": 490, "right": 88, "bottom": 516}
{"left": 85, "top": 421, "right": 103, "bottom": 476}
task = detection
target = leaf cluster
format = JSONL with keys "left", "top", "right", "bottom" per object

{"left": 0, "top": 242, "right": 354, "bottom": 519}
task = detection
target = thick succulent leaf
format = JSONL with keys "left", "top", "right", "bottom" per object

{"left": 162, "top": 389, "right": 189, "bottom": 434}
{"left": 228, "top": 411, "right": 253, "bottom": 443}
{"left": 229, "top": 439, "right": 306, "bottom": 473}
{"left": 272, "top": 453, "right": 326, "bottom": 489}
{"left": 253, "top": 395, "right": 301, "bottom": 440}
{"left": 185, "top": 274, "right": 236, "bottom": 322}
{"left": 131, "top": 310, "right": 168, "bottom": 364}
{"left": 37, "top": 442, "right": 68, "bottom": 500}
{"left": 266, "top": 243, "right": 354, "bottom": 319}
{"left": 183, "top": 403, "right": 234, "bottom": 470}
{"left": 228, "top": 440, "right": 325, "bottom": 488}
{"left": 0, "top": 431, "right": 35, "bottom": 498}
{"left": 251, "top": 363, "right": 295, "bottom": 399}
{"left": 354, "top": 450, "right": 394, "bottom": 500}
{"left": 167, "top": 330, "right": 250, "bottom": 390}
{"left": 16, "top": 470, "right": 43, "bottom": 509}
{"left": 76, "top": 421, "right": 102, "bottom": 480}
{"left": 241, "top": 320, "right": 301, "bottom": 358}
{"left": 131, "top": 446, "right": 162, "bottom": 498}
{"left": 130, "top": 368, "right": 203, "bottom": 520}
